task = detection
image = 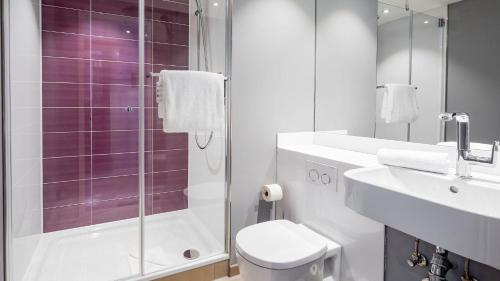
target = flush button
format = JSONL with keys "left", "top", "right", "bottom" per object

{"left": 321, "top": 174, "right": 331, "bottom": 185}
{"left": 309, "top": 169, "right": 320, "bottom": 182}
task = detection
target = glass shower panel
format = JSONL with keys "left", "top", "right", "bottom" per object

{"left": 6, "top": 0, "right": 143, "bottom": 280}
{"left": 375, "top": 2, "right": 412, "bottom": 141}
{"left": 143, "top": 0, "right": 227, "bottom": 274}
{"left": 409, "top": 13, "right": 446, "bottom": 144}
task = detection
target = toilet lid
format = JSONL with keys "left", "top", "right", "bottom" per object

{"left": 235, "top": 220, "right": 327, "bottom": 270}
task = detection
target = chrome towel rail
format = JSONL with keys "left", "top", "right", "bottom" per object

{"left": 376, "top": 85, "right": 418, "bottom": 90}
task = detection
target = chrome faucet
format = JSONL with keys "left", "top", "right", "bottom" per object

{"left": 439, "top": 112, "right": 499, "bottom": 177}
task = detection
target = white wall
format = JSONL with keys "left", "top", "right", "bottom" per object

{"left": 315, "top": 0, "right": 378, "bottom": 137}
{"left": 277, "top": 148, "right": 385, "bottom": 281}
{"left": 6, "top": 0, "right": 43, "bottom": 280}
{"left": 230, "top": 0, "right": 316, "bottom": 263}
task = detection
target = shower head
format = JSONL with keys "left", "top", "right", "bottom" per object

{"left": 195, "top": 0, "right": 203, "bottom": 14}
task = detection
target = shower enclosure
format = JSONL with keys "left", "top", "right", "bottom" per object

{"left": 2, "top": 0, "right": 231, "bottom": 280}
{"left": 375, "top": 1, "right": 447, "bottom": 144}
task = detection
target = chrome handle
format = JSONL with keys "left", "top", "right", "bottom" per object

{"left": 438, "top": 112, "right": 455, "bottom": 122}
{"left": 438, "top": 112, "right": 469, "bottom": 123}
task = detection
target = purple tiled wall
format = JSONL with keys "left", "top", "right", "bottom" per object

{"left": 42, "top": 0, "right": 190, "bottom": 232}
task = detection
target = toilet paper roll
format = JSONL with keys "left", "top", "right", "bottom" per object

{"left": 261, "top": 184, "right": 283, "bottom": 202}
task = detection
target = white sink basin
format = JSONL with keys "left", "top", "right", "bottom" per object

{"left": 344, "top": 166, "right": 500, "bottom": 269}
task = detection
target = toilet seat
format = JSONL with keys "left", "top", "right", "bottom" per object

{"left": 235, "top": 220, "right": 327, "bottom": 270}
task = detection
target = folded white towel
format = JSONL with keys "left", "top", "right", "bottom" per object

{"left": 377, "top": 148, "right": 451, "bottom": 174}
{"left": 156, "top": 70, "right": 225, "bottom": 133}
{"left": 380, "top": 84, "right": 419, "bottom": 123}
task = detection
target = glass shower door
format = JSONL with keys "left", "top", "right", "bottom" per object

{"left": 141, "top": 0, "right": 228, "bottom": 275}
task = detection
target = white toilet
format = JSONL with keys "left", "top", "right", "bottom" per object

{"left": 236, "top": 220, "right": 341, "bottom": 281}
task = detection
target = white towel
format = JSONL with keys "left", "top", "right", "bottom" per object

{"left": 377, "top": 148, "right": 451, "bottom": 174}
{"left": 156, "top": 70, "right": 225, "bottom": 133}
{"left": 380, "top": 84, "right": 419, "bottom": 123}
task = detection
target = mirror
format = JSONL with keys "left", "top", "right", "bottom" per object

{"left": 375, "top": 2, "right": 446, "bottom": 144}
{"left": 315, "top": 0, "right": 500, "bottom": 146}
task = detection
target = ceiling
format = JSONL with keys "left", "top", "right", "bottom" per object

{"left": 379, "top": 0, "right": 463, "bottom": 18}
{"left": 378, "top": 0, "right": 463, "bottom": 25}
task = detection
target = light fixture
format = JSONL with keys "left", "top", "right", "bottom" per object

{"left": 213, "top": 2, "right": 218, "bottom": 6}
{"left": 383, "top": 9, "right": 390, "bottom": 14}
{"left": 424, "top": 20, "right": 429, "bottom": 24}
{"left": 126, "top": 30, "right": 131, "bottom": 34}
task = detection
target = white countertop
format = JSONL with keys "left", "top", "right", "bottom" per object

{"left": 278, "top": 144, "right": 379, "bottom": 168}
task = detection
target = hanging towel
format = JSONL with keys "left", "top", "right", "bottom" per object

{"left": 156, "top": 70, "right": 225, "bottom": 133}
{"left": 380, "top": 84, "right": 419, "bottom": 123}
{"left": 377, "top": 148, "right": 451, "bottom": 174}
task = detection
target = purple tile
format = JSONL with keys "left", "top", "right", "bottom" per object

{"left": 92, "top": 130, "right": 138, "bottom": 154}
{"left": 152, "top": 43, "right": 188, "bottom": 66}
{"left": 145, "top": 86, "right": 154, "bottom": 107}
{"left": 42, "top": 32, "right": 90, "bottom": 59}
{"left": 92, "top": 84, "right": 141, "bottom": 107}
{"left": 145, "top": 63, "right": 154, "bottom": 87}
{"left": 152, "top": 149, "right": 188, "bottom": 172}
{"left": 150, "top": 108, "right": 165, "bottom": 130}
{"left": 92, "top": 175, "right": 139, "bottom": 201}
{"left": 152, "top": 190, "right": 187, "bottom": 214}
{"left": 152, "top": 21, "right": 188, "bottom": 45}
{"left": 152, "top": 1, "right": 189, "bottom": 25}
{"left": 43, "top": 203, "right": 92, "bottom": 232}
{"left": 91, "top": 36, "right": 139, "bottom": 63}
{"left": 92, "top": 0, "right": 138, "bottom": 17}
{"left": 144, "top": 0, "right": 153, "bottom": 19}
{"left": 43, "top": 57, "right": 91, "bottom": 83}
{"left": 153, "top": 170, "right": 188, "bottom": 193}
{"left": 92, "top": 12, "right": 138, "bottom": 40}
{"left": 92, "top": 108, "right": 139, "bottom": 131}
{"left": 42, "top": 6, "right": 90, "bottom": 35}
{"left": 92, "top": 60, "right": 139, "bottom": 85}
{"left": 43, "top": 132, "right": 91, "bottom": 158}
{"left": 92, "top": 153, "right": 138, "bottom": 178}
{"left": 152, "top": 64, "right": 188, "bottom": 73}
{"left": 145, "top": 129, "right": 154, "bottom": 152}
{"left": 145, "top": 172, "right": 153, "bottom": 195}
{"left": 145, "top": 194, "right": 153, "bottom": 215}
{"left": 42, "top": 0, "right": 91, "bottom": 10}
{"left": 92, "top": 197, "right": 139, "bottom": 224}
{"left": 153, "top": 131, "right": 188, "bottom": 151}
{"left": 43, "top": 83, "right": 91, "bottom": 107}
{"left": 43, "top": 180, "right": 91, "bottom": 208}
{"left": 145, "top": 20, "right": 154, "bottom": 43}
{"left": 43, "top": 108, "right": 91, "bottom": 132}
{"left": 43, "top": 156, "right": 91, "bottom": 183}
{"left": 145, "top": 151, "right": 153, "bottom": 173}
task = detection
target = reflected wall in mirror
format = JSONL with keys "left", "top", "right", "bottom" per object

{"left": 446, "top": 0, "right": 500, "bottom": 144}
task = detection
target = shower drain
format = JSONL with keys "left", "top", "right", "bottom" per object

{"left": 183, "top": 249, "right": 200, "bottom": 260}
